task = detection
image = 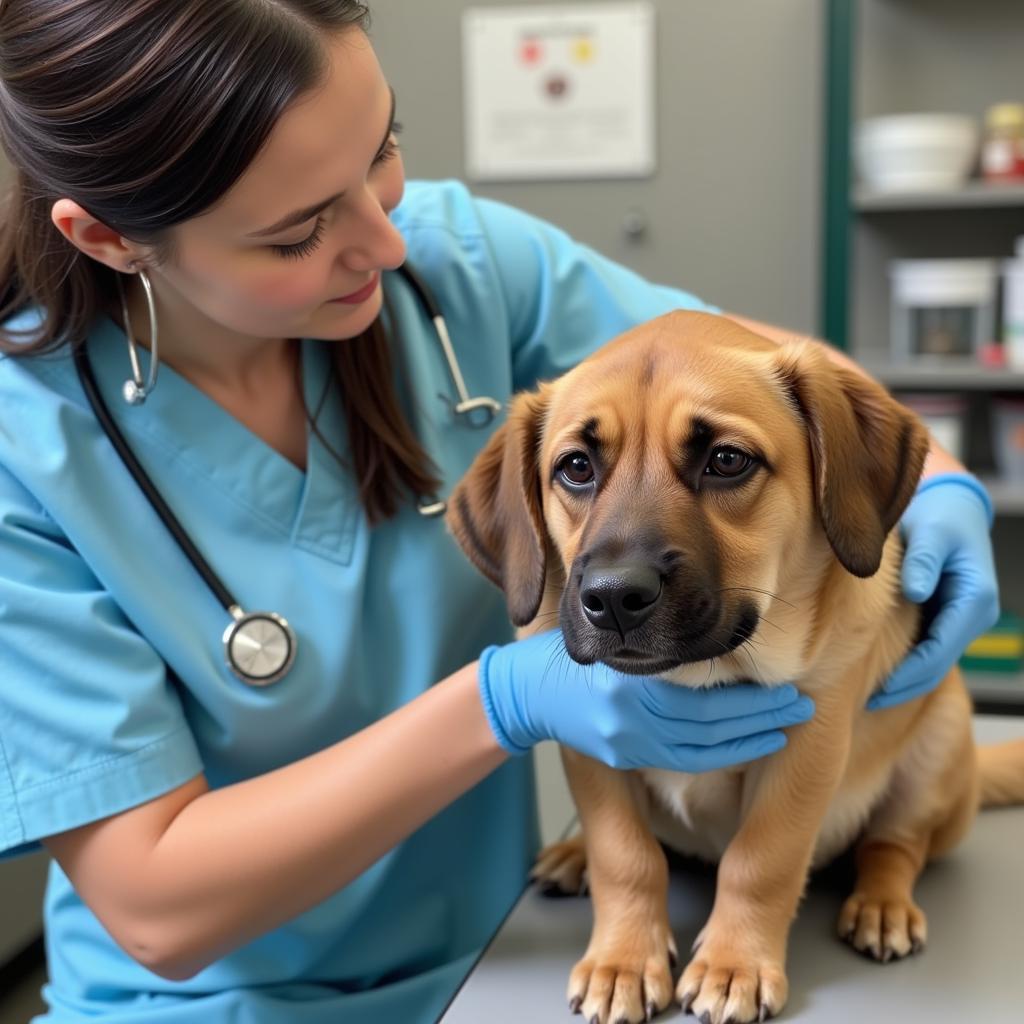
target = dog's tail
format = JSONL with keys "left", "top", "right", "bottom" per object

{"left": 978, "top": 740, "right": 1024, "bottom": 808}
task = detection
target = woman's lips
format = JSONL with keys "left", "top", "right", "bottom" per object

{"left": 331, "top": 273, "right": 379, "bottom": 305}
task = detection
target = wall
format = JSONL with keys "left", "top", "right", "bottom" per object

{"left": 369, "top": 0, "right": 824, "bottom": 334}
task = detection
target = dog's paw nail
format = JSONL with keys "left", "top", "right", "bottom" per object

{"left": 589, "top": 1014, "right": 600, "bottom": 1024}
{"left": 569, "top": 995, "right": 582, "bottom": 1014}
{"left": 881, "top": 948, "right": 893, "bottom": 964}
{"left": 645, "top": 1000, "right": 657, "bottom": 1021}
{"left": 911, "top": 939, "right": 924, "bottom": 955}
{"left": 758, "top": 1003, "right": 771, "bottom": 1023}
{"left": 699, "top": 1012, "right": 712, "bottom": 1024}
{"left": 679, "top": 992, "right": 695, "bottom": 1015}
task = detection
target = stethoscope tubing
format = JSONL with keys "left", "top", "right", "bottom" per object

{"left": 74, "top": 340, "right": 238, "bottom": 612}
{"left": 71, "top": 263, "right": 502, "bottom": 681}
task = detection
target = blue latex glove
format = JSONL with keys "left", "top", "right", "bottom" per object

{"left": 868, "top": 473, "right": 1000, "bottom": 710}
{"left": 478, "top": 630, "right": 815, "bottom": 772}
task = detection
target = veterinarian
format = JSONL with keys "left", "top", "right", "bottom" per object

{"left": 0, "top": 3, "right": 999, "bottom": 1022}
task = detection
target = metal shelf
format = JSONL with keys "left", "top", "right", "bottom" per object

{"left": 854, "top": 180, "right": 1024, "bottom": 212}
{"left": 860, "top": 360, "right": 1024, "bottom": 391}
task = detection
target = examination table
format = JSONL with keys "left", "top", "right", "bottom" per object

{"left": 441, "top": 714, "right": 1024, "bottom": 1023}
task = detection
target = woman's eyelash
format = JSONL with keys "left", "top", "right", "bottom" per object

{"left": 270, "top": 217, "right": 326, "bottom": 260}
{"left": 269, "top": 122, "right": 404, "bottom": 260}
{"left": 373, "top": 121, "right": 403, "bottom": 166}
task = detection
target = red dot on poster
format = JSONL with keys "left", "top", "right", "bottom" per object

{"left": 520, "top": 38, "right": 542, "bottom": 65}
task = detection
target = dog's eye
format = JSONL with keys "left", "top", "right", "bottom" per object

{"left": 557, "top": 452, "right": 595, "bottom": 487}
{"left": 707, "top": 447, "right": 753, "bottom": 478}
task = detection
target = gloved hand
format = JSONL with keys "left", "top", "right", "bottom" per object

{"left": 868, "top": 473, "right": 1000, "bottom": 711}
{"left": 478, "top": 630, "right": 815, "bottom": 772}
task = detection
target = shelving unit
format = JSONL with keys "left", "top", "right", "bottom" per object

{"left": 822, "top": 0, "right": 1024, "bottom": 714}
{"left": 855, "top": 181, "right": 1024, "bottom": 212}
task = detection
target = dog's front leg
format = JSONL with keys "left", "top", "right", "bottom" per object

{"left": 677, "top": 699, "right": 852, "bottom": 1024}
{"left": 561, "top": 746, "right": 676, "bottom": 1024}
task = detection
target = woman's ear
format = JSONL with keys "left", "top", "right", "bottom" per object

{"left": 50, "top": 198, "right": 145, "bottom": 273}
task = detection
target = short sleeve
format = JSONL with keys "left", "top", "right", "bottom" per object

{"left": 472, "top": 196, "right": 721, "bottom": 391}
{"left": 0, "top": 466, "right": 204, "bottom": 858}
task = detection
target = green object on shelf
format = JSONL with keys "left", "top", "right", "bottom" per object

{"left": 959, "top": 612, "right": 1024, "bottom": 673}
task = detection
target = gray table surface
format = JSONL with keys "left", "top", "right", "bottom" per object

{"left": 442, "top": 715, "right": 1024, "bottom": 1023}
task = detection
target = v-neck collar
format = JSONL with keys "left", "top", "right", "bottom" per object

{"left": 78, "top": 317, "right": 361, "bottom": 564}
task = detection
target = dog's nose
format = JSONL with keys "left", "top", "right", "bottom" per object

{"left": 580, "top": 565, "right": 662, "bottom": 634}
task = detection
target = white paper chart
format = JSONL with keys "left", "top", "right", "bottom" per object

{"left": 462, "top": 2, "right": 655, "bottom": 181}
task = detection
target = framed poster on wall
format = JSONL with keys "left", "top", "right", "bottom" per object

{"left": 462, "top": 2, "right": 656, "bottom": 181}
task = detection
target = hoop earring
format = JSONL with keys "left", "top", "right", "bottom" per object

{"left": 119, "top": 268, "right": 160, "bottom": 405}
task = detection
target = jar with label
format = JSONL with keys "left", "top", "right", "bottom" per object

{"left": 982, "top": 103, "right": 1024, "bottom": 181}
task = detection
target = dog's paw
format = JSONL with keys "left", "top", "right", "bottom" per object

{"left": 837, "top": 892, "right": 927, "bottom": 962}
{"left": 567, "top": 925, "right": 677, "bottom": 1024}
{"left": 531, "top": 835, "right": 588, "bottom": 896}
{"left": 676, "top": 946, "right": 787, "bottom": 1024}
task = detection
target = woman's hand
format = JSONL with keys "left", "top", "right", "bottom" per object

{"left": 868, "top": 474, "right": 1000, "bottom": 710}
{"left": 478, "top": 631, "right": 814, "bottom": 772}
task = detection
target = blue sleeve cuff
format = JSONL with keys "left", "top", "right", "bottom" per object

{"left": 0, "top": 725, "right": 204, "bottom": 859}
{"left": 913, "top": 472, "right": 995, "bottom": 528}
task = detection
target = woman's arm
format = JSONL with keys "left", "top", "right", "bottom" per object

{"left": 44, "top": 661, "right": 505, "bottom": 982}
{"left": 725, "top": 313, "right": 965, "bottom": 478}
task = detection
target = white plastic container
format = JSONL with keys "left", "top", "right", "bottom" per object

{"left": 889, "top": 259, "right": 998, "bottom": 362}
{"left": 856, "top": 114, "right": 979, "bottom": 193}
{"left": 1003, "top": 237, "right": 1024, "bottom": 370}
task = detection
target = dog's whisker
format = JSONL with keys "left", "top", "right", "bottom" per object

{"left": 718, "top": 586, "right": 797, "bottom": 612}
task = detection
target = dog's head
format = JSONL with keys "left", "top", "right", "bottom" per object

{"left": 447, "top": 312, "right": 929, "bottom": 679}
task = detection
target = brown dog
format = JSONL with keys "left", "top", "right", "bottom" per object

{"left": 447, "top": 311, "right": 1024, "bottom": 1024}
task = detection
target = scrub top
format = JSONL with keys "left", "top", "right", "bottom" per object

{"left": 0, "top": 180, "right": 715, "bottom": 1023}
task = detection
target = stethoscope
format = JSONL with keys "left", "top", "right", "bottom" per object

{"left": 73, "top": 263, "right": 502, "bottom": 687}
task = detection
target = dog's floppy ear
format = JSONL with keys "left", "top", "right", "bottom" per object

{"left": 446, "top": 389, "right": 549, "bottom": 626}
{"left": 774, "top": 342, "right": 931, "bottom": 578}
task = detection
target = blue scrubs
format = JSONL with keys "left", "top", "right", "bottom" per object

{"left": 0, "top": 180, "right": 714, "bottom": 1023}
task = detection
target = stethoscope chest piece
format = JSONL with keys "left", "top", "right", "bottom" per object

{"left": 223, "top": 609, "right": 297, "bottom": 687}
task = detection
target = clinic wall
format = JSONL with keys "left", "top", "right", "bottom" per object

{"left": 369, "top": 0, "right": 824, "bottom": 335}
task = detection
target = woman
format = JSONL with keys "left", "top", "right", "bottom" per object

{"left": 0, "top": 2, "right": 998, "bottom": 1022}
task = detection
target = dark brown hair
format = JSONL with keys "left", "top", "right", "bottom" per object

{"left": 0, "top": 0, "right": 439, "bottom": 522}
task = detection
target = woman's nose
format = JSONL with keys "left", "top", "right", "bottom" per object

{"left": 338, "top": 187, "right": 406, "bottom": 271}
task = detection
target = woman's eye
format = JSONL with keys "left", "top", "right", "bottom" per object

{"left": 372, "top": 121, "right": 403, "bottom": 169}
{"left": 558, "top": 452, "right": 595, "bottom": 487}
{"left": 706, "top": 447, "right": 753, "bottom": 478}
{"left": 372, "top": 135, "right": 401, "bottom": 169}
{"left": 270, "top": 217, "right": 326, "bottom": 260}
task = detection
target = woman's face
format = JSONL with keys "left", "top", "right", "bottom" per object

{"left": 153, "top": 28, "right": 407, "bottom": 343}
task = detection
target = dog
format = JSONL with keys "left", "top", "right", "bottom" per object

{"left": 447, "top": 311, "right": 1024, "bottom": 1024}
